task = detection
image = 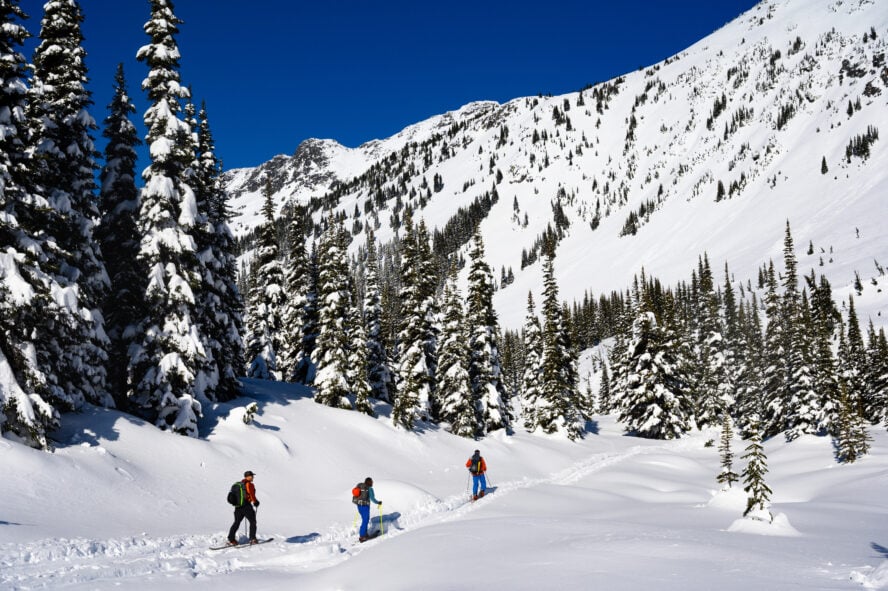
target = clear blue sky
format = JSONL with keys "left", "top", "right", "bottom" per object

{"left": 21, "top": 0, "right": 759, "bottom": 171}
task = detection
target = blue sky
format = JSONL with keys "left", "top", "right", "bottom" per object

{"left": 22, "top": 0, "right": 758, "bottom": 171}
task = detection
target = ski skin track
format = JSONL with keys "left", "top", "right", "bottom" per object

{"left": 0, "top": 438, "right": 691, "bottom": 588}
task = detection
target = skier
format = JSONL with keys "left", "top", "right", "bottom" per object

{"left": 353, "top": 477, "right": 383, "bottom": 542}
{"left": 227, "top": 470, "right": 260, "bottom": 545}
{"left": 466, "top": 450, "right": 488, "bottom": 500}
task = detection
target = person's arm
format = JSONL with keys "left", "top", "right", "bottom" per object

{"left": 481, "top": 458, "right": 487, "bottom": 473}
{"left": 369, "top": 487, "right": 382, "bottom": 505}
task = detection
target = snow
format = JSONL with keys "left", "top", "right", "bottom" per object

{"left": 2, "top": 377, "right": 888, "bottom": 590}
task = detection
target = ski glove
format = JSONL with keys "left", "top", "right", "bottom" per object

{"left": 254, "top": 501, "right": 260, "bottom": 507}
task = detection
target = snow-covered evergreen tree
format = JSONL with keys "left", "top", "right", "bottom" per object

{"left": 761, "top": 261, "right": 788, "bottom": 438}
{"left": 363, "top": 230, "right": 393, "bottom": 402}
{"left": 193, "top": 102, "right": 244, "bottom": 400}
{"left": 520, "top": 292, "right": 544, "bottom": 432}
{"left": 97, "top": 63, "right": 143, "bottom": 407}
{"left": 741, "top": 415, "right": 773, "bottom": 522}
{"left": 346, "top": 279, "right": 374, "bottom": 416}
{"left": 27, "top": 0, "right": 111, "bottom": 410}
{"left": 436, "top": 265, "right": 476, "bottom": 437}
{"left": 466, "top": 228, "right": 509, "bottom": 433}
{"left": 0, "top": 0, "right": 59, "bottom": 449}
{"left": 130, "top": 0, "right": 208, "bottom": 435}
{"left": 808, "top": 272, "right": 840, "bottom": 435}
{"left": 693, "top": 254, "right": 729, "bottom": 429}
{"left": 278, "top": 206, "right": 310, "bottom": 382}
{"left": 866, "top": 323, "right": 888, "bottom": 426}
{"left": 244, "top": 184, "right": 285, "bottom": 379}
{"left": 538, "top": 251, "right": 583, "bottom": 439}
{"left": 312, "top": 216, "right": 353, "bottom": 409}
{"left": 735, "top": 297, "right": 765, "bottom": 438}
{"left": 781, "top": 222, "right": 818, "bottom": 440}
{"left": 393, "top": 212, "right": 433, "bottom": 428}
{"left": 834, "top": 379, "right": 871, "bottom": 463}
{"left": 618, "top": 284, "right": 692, "bottom": 440}
{"left": 841, "top": 296, "right": 868, "bottom": 420}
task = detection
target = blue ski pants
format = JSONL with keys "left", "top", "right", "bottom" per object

{"left": 357, "top": 504, "right": 371, "bottom": 537}
{"left": 472, "top": 474, "right": 487, "bottom": 496}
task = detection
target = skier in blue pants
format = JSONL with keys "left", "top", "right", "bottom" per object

{"left": 466, "top": 450, "right": 488, "bottom": 500}
{"left": 353, "top": 477, "right": 382, "bottom": 541}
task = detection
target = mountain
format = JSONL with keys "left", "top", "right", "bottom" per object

{"left": 223, "top": 0, "right": 888, "bottom": 330}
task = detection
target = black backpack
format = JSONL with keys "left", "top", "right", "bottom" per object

{"left": 227, "top": 482, "right": 245, "bottom": 506}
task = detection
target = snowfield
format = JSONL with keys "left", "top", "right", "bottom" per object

{"left": 2, "top": 377, "right": 887, "bottom": 590}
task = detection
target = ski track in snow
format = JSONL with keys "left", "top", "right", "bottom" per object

{"left": 0, "top": 439, "right": 689, "bottom": 589}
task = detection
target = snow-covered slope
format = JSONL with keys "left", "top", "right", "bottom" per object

{"left": 225, "top": 0, "right": 888, "bottom": 329}
{"left": 2, "top": 377, "right": 888, "bottom": 590}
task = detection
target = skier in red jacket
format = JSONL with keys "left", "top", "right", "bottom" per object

{"left": 227, "top": 471, "right": 260, "bottom": 545}
{"left": 466, "top": 450, "right": 487, "bottom": 500}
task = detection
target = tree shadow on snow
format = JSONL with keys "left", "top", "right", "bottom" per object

{"left": 584, "top": 419, "right": 600, "bottom": 435}
{"left": 198, "top": 378, "right": 314, "bottom": 438}
{"left": 52, "top": 405, "right": 146, "bottom": 448}
{"left": 286, "top": 533, "right": 321, "bottom": 544}
{"left": 871, "top": 542, "right": 888, "bottom": 558}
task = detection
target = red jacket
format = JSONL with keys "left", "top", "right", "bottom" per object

{"left": 466, "top": 456, "right": 487, "bottom": 474}
{"left": 242, "top": 479, "right": 258, "bottom": 503}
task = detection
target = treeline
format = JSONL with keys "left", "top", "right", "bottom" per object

{"left": 1, "top": 0, "right": 244, "bottom": 448}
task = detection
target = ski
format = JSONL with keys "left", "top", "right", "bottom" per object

{"left": 210, "top": 538, "right": 274, "bottom": 550}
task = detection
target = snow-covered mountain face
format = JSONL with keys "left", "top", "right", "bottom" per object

{"left": 224, "top": 0, "right": 888, "bottom": 330}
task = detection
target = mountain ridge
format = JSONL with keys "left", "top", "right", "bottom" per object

{"left": 224, "top": 0, "right": 888, "bottom": 329}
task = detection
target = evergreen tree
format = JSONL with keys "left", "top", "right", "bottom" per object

{"left": 130, "top": 0, "right": 208, "bottom": 435}
{"left": 393, "top": 212, "right": 434, "bottom": 428}
{"left": 741, "top": 416, "right": 773, "bottom": 522}
{"left": 466, "top": 228, "right": 510, "bottom": 433}
{"left": 311, "top": 217, "right": 353, "bottom": 409}
{"left": 520, "top": 292, "right": 544, "bottom": 432}
{"left": 278, "top": 207, "right": 310, "bottom": 382}
{"left": 538, "top": 251, "right": 584, "bottom": 439}
{"left": 784, "top": 291, "right": 820, "bottom": 439}
{"left": 598, "top": 361, "right": 613, "bottom": 415}
{"left": 842, "top": 296, "right": 868, "bottom": 420}
{"left": 694, "top": 255, "right": 729, "bottom": 429}
{"left": 618, "top": 286, "right": 691, "bottom": 440}
{"left": 27, "top": 0, "right": 111, "bottom": 410}
{"left": 867, "top": 324, "right": 888, "bottom": 426}
{"left": 717, "top": 414, "right": 739, "bottom": 489}
{"left": 362, "top": 230, "right": 393, "bottom": 402}
{"left": 436, "top": 265, "right": 476, "bottom": 437}
{"left": 808, "top": 272, "right": 840, "bottom": 434}
{"left": 346, "top": 277, "right": 373, "bottom": 417}
{"left": 193, "top": 102, "right": 244, "bottom": 400}
{"left": 835, "top": 381, "right": 871, "bottom": 463}
{"left": 761, "top": 261, "right": 788, "bottom": 437}
{"left": 244, "top": 184, "right": 285, "bottom": 379}
{"left": 0, "top": 0, "right": 59, "bottom": 449}
{"left": 97, "top": 63, "right": 143, "bottom": 407}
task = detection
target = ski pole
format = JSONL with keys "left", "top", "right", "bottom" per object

{"left": 378, "top": 503, "right": 384, "bottom": 536}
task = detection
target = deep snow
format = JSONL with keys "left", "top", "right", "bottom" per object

{"left": 2, "top": 375, "right": 888, "bottom": 590}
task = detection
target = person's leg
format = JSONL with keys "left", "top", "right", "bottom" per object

{"left": 228, "top": 506, "right": 244, "bottom": 542}
{"left": 358, "top": 504, "right": 370, "bottom": 537}
{"left": 245, "top": 504, "right": 257, "bottom": 539}
{"left": 479, "top": 474, "right": 487, "bottom": 494}
{"left": 472, "top": 475, "right": 480, "bottom": 497}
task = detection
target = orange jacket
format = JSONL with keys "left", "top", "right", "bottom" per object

{"left": 242, "top": 479, "right": 258, "bottom": 503}
{"left": 466, "top": 456, "right": 487, "bottom": 474}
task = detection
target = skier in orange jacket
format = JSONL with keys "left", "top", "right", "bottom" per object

{"left": 466, "top": 450, "right": 487, "bottom": 500}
